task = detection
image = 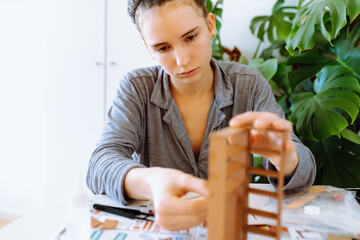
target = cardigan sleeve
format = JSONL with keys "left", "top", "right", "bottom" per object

{"left": 252, "top": 69, "right": 316, "bottom": 192}
{"left": 86, "top": 74, "right": 146, "bottom": 204}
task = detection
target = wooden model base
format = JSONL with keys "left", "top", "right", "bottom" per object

{"left": 207, "top": 127, "right": 287, "bottom": 240}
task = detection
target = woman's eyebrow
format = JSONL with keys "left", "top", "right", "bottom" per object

{"left": 150, "top": 27, "right": 200, "bottom": 48}
{"left": 180, "top": 27, "right": 199, "bottom": 38}
{"left": 151, "top": 41, "right": 167, "bottom": 49}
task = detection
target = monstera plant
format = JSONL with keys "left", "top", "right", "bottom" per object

{"left": 250, "top": 0, "right": 360, "bottom": 188}
{"left": 206, "top": 0, "right": 278, "bottom": 81}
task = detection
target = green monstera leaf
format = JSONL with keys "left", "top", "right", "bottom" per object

{"left": 341, "top": 128, "right": 360, "bottom": 144}
{"left": 286, "top": 20, "right": 360, "bottom": 90}
{"left": 287, "top": 49, "right": 336, "bottom": 90}
{"left": 250, "top": 0, "right": 296, "bottom": 43}
{"left": 290, "top": 66, "right": 360, "bottom": 141}
{"left": 331, "top": 20, "right": 360, "bottom": 78}
{"left": 286, "top": 0, "right": 360, "bottom": 54}
{"left": 311, "top": 136, "right": 360, "bottom": 188}
{"left": 249, "top": 58, "right": 278, "bottom": 81}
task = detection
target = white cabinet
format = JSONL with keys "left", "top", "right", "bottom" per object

{"left": 0, "top": 0, "right": 48, "bottom": 217}
{"left": 0, "top": 0, "right": 107, "bottom": 215}
{"left": 44, "top": 0, "right": 106, "bottom": 204}
{"left": 45, "top": 0, "right": 155, "bottom": 205}
{"left": 105, "top": 0, "right": 154, "bottom": 112}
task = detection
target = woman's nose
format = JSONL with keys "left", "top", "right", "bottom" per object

{"left": 174, "top": 47, "right": 191, "bottom": 67}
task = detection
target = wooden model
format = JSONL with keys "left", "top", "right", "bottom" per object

{"left": 207, "top": 127, "right": 287, "bottom": 240}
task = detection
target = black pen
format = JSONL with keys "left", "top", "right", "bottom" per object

{"left": 93, "top": 204, "right": 155, "bottom": 221}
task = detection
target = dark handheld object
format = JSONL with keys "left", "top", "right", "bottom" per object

{"left": 93, "top": 203, "right": 155, "bottom": 221}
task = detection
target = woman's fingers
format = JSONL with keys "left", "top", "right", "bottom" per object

{"left": 155, "top": 197, "right": 207, "bottom": 216}
{"left": 153, "top": 193, "right": 208, "bottom": 230}
{"left": 148, "top": 168, "right": 209, "bottom": 230}
{"left": 228, "top": 112, "right": 299, "bottom": 176}
{"left": 155, "top": 203, "right": 207, "bottom": 231}
{"left": 229, "top": 111, "right": 292, "bottom": 131}
{"left": 153, "top": 175, "right": 208, "bottom": 216}
{"left": 177, "top": 173, "right": 209, "bottom": 198}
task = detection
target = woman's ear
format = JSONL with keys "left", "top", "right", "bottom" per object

{"left": 207, "top": 12, "right": 216, "bottom": 39}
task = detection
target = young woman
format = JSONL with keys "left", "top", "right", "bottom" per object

{"left": 87, "top": 0, "right": 315, "bottom": 231}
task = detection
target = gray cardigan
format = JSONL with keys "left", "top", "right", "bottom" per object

{"left": 86, "top": 59, "right": 316, "bottom": 204}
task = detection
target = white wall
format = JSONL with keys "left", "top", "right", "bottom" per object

{"left": 44, "top": 0, "right": 104, "bottom": 206}
{"left": 106, "top": 0, "right": 155, "bottom": 111}
{"left": 0, "top": 0, "right": 47, "bottom": 218}
{"left": 221, "top": 0, "right": 278, "bottom": 61}
{"left": 0, "top": 0, "right": 104, "bottom": 219}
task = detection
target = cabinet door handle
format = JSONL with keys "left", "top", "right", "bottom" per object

{"left": 95, "top": 62, "right": 104, "bottom": 66}
{"left": 110, "top": 62, "right": 120, "bottom": 66}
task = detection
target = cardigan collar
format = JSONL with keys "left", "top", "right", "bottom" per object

{"left": 150, "top": 58, "right": 234, "bottom": 109}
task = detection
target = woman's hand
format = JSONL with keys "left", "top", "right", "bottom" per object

{"left": 229, "top": 111, "right": 299, "bottom": 177}
{"left": 125, "top": 167, "right": 209, "bottom": 231}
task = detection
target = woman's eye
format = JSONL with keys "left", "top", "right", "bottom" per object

{"left": 157, "top": 46, "right": 169, "bottom": 52}
{"left": 187, "top": 34, "right": 197, "bottom": 41}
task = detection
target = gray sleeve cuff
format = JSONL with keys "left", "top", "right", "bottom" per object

{"left": 86, "top": 155, "right": 147, "bottom": 206}
{"left": 265, "top": 141, "right": 316, "bottom": 193}
{"left": 118, "top": 163, "right": 146, "bottom": 205}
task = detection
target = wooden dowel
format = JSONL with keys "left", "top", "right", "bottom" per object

{"left": 248, "top": 187, "right": 278, "bottom": 198}
{"left": 247, "top": 226, "right": 277, "bottom": 238}
{"left": 250, "top": 146, "right": 281, "bottom": 155}
{"left": 248, "top": 167, "right": 279, "bottom": 178}
{"left": 247, "top": 208, "right": 278, "bottom": 219}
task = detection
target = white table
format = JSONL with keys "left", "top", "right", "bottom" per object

{"left": 0, "top": 184, "right": 273, "bottom": 240}
{"left": 0, "top": 202, "right": 67, "bottom": 240}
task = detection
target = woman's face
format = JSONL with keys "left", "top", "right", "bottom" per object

{"left": 138, "top": 1, "right": 216, "bottom": 85}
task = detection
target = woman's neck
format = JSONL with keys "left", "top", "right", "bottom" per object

{"left": 170, "top": 64, "right": 214, "bottom": 100}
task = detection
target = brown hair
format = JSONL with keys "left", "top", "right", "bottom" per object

{"left": 127, "top": 0, "right": 208, "bottom": 29}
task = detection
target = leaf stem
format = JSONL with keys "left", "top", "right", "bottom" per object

{"left": 298, "top": 0, "right": 304, "bottom": 9}
{"left": 253, "top": 41, "right": 262, "bottom": 59}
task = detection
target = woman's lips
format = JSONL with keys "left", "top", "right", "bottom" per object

{"left": 179, "top": 68, "right": 198, "bottom": 77}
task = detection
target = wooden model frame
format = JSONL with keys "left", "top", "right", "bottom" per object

{"left": 207, "top": 127, "right": 287, "bottom": 240}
